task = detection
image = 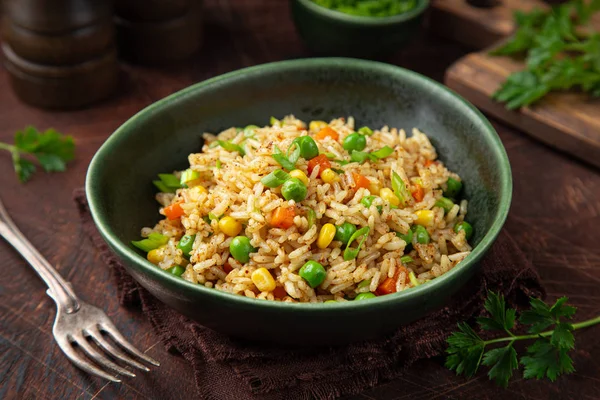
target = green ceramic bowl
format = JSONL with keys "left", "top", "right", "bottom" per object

{"left": 290, "top": 0, "right": 430, "bottom": 57}
{"left": 86, "top": 58, "right": 511, "bottom": 345}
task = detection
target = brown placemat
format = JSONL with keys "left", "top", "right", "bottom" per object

{"left": 74, "top": 189, "right": 544, "bottom": 400}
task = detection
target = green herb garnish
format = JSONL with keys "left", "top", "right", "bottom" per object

{"left": 391, "top": 171, "right": 410, "bottom": 206}
{"left": 217, "top": 140, "right": 246, "bottom": 156}
{"left": 261, "top": 169, "right": 290, "bottom": 188}
{"left": 343, "top": 226, "right": 370, "bottom": 260}
{"left": 0, "top": 126, "right": 75, "bottom": 183}
{"left": 350, "top": 146, "right": 394, "bottom": 164}
{"left": 153, "top": 173, "right": 181, "bottom": 193}
{"left": 132, "top": 232, "right": 169, "bottom": 253}
{"left": 272, "top": 144, "right": 300, "bottom": 171}
{"left": 446, "top": 291, "right": 600, "bottom": 387}
{"left": 491, "top": 1, "right": 600, "bottom": 109}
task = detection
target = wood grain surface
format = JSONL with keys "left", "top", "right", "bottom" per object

{"left": 0, "top": 1, "right": 599, "bottom": 399}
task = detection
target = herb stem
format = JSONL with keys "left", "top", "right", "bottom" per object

{"left": 0, "top": 142, "right": 16, "bottom": 152}
{"left": 484, "top": 315, "right": 600, "bottom": 346}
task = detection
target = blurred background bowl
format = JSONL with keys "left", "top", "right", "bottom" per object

{"left": 290, "top": 0, "right": 430, "bottom": 58}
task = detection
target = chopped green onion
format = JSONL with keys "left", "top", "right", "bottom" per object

{"left": 343, "top": 226, "right": 370, "bottom": 261}
{"left": 180, "top": 169, "right": 200, "bottom": 186}
{"left": 408, "top": 271, "right": 420, "bottom": 286}
{"left": 261, "top": 169, "right": 290, "bottom": 188}
{"left": 216, "top": 160, "right": 222, "bottom": 169}
{"left": 361, "top": 195, "right": 376, "bottom": 208}
{"left": 286, "top": 141, "right": 302, "bottom": 164}
{"left": 153, "top": 180, "right": 174, "bottom": 193}
{"left": 270, "top": 116, "right": 279, "bottom": 125}
{"left": 209, "top": 141, "right": 220, "bottom": 148}
{"left": 392, "top": 172, "right": 410, "bottom": 206}
{"left": 202, "top": 215, "right": 211, "bottom": 224}
{"left": 306, "top": 208, "right": 316, "bottom": 229}
{"left": 217, "top": 140, "right": 245, "bottom": 156}
{"left": 324, "top": 152, "right": 336, "bottom": 159}
{"left": 358, "top": 126, "right": 374, "bottom": 136}
{"left": 350, "top": 151, "right": 373, "bottom": 163}
{"left": 243, "top": 125, "right": 259, "bottom": 138}
{"left": 132, "top": 232, "right": 169, "bottom": 253}
{"left": 208, "top": 212, "right": 221, "bottom": 221}
{"left": 371, "top": 146, "right": 394, "bottom": 159}
{"left": 158, "top": 173, "right": 181, "bottom": 189}
{"left": 357, "top": 279, "right": 371, "bottom": 289}
{"left": 400, "top": 255, "right": 414, "bottom": 264}
{"left": 272, "top": 145, "right": 297, "bottom": 171}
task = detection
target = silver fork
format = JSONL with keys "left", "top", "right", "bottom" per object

{"left": 0, "top": 198, "right": 159, "bottom": 382}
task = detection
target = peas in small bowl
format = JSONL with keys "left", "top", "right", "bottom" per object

{"left": 290, "top": 0, "right": 429, "bottom": 58}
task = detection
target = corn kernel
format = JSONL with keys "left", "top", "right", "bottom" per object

{"left": 147, "top": 246, "right": 165, "bottom": 265}
{"left": 190, "top": 185, "right": 208, "bottom": 196}
{"left": 415, "top": 210, "right": 435, "bottom": 227}
{"left": 321, "top": 168, "right": 338, "bottom": 184}
{"left": 251, "top": 267, "right": 277, "bottom": 292}
{"left": 309, "top": 120, "right": 328, "bottom": 132}
{"left": 317, "top": 223, "right": 336, "bottom": 249}
{"left": 368, "top": 180, "right": 381, "bottom": 195}
{"left": 289, "top": 169, "right": 309, "bottom": 186}
{"left": 218, "top": 216, "right": 242, "bottom": 236}
{"left": 380, "top": 188, "right": 400, "bottom": 207}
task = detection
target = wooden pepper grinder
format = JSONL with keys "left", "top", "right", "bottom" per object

{"left": 114, "top": 0, "right": 203, "bottom": 65}
{"left": 2, "top": 0, "right": 118, "bottom": 109}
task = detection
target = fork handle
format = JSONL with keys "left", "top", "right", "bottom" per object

{"left": 0, "top": 200, "right": 79, "bottom": 313}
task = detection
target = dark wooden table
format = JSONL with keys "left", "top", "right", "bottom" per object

{"left": 1, "top": 1, "right": 599, "bottom": 399}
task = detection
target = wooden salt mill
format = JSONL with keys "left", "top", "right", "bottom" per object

{"left": 114, "top": 0, "right": 203, "bottom": 65}
{"left": 2, "top": 0, "right": 118, "bottom": 109}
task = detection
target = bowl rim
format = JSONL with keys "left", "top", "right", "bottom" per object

{"left": 86, "top": 57, "right": 512, "bottom": 312}
{"left": 293, "top": 0, "right": 430, "bottom": 26}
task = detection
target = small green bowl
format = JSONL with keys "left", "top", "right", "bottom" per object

{"left": 86, "top": 58, "right": 511, "bottom": 345}
{"left": 290, "top": 0, "right": 430, "bottom": 57}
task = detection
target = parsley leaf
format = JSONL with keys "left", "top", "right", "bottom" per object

{"left": 521, "top": 340, "right": 575, "bottom": 381}
{"left": 477, "top": 291, "right": 516, "bottom": 332}
{"left": 491, "top": 1, "right": 600, "bottom": 109}
{"left": 0, "top": 126, "right": 75, "bottom": 182}
{"left": 481, "top": 344, "right": 519, "bottom": 387}
{"left": 446, "top": 291, "right": 600, "bottom": 387}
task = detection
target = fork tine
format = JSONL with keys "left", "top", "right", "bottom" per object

{"left": 55, "top": 336, "right": 121, "bottom": 382}
{"left": 100, "top": 322, "right": 160, "bottom": 366}
{"left": 86, "top": 327, "right": 150, "bottom": 372}
{"left": 72, "top": 333, "right": 136, "bottom": 378}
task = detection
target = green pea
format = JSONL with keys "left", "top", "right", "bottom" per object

{"left": 342, "top": 133, "right": 367, "bottom": 152}
{"left": 444, "top": 177, "right": 463, "bottom": 199}
{"left": 324, "top": 300, "right": 338, "bottom": 304}
{"left": 281, "top": 178, "right": 308, "bottom": 202}
{"left": 414, "top": 225, "right": 430, "bottom": 244}
{"left": 355, "top": 292, "right": 377, "bottom": 301}
{"left": 454, "top": 221, "right": 473, "bottom": 240}
{"left": 296, "top": 136, "right": 319, "bottom": 160}
{"left": 396, "top": 229, "right": 413, "bottom": 246}
{"left": 299, "top": 260, "right": 327, "bottom": 288}
{"left": 435, "top": 197, "right": 455, "bottom": 214}
{"left": 229, "top": 236, "right": 256, "bottom": 263}
{"left": 361, "top": 195, "right": 375, "bottom": 208}
{"left": 334, "top": 222, "right": 357, "bottom": 245}
{"left": 177, "top": 234, "right": 196, "bottom": 258}
{"left": 167, "top": 265, "right": 186, "bottom": 277}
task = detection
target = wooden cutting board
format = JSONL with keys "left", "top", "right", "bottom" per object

{"left": 430, "top": 0, "right": 600, "bottom": 168}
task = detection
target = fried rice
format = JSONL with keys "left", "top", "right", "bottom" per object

{"left": 134, "top": 115, "right": 472, "bottom": 303}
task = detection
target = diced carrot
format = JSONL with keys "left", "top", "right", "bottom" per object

{"left": 412, "top": 184, "right": 425, "bottom": 202}
{"left": 307, "top": 154, "right": 331, "bottom": 175}
{"left": 271, "top": 206, "right": 296, "bottom": 229}
{"left": 163, "top": 201, "right": 184, "bottom": 220}
{"left": 352, "top": 173, "right": 371, "bottom": 190}
{"left": 314, "top": 126, "right": 339, "bottom": 141}
{"left": 273, "top": 286, "right": 287, "bottom": 298}
{"left": 376, "top": 267, "right": 409, "bottom": 296}
{"left": 424, "top": 160, "right": 437, "bottom": 167}
{"left": 223, "top": 263, "right": 233, "bottom": 273}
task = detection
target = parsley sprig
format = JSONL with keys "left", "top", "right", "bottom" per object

{"left": 446, "top": 291, "right": 600, "bottom": 387}
{"left": 491, "top": 0, "right": 600, "bottom": 109}
{"left": 0, "top": 126, "right": 75, "bottom": 182}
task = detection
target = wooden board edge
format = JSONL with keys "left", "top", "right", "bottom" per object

{"left": 444, "top": 58, "right": 600, "bottom": 169}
